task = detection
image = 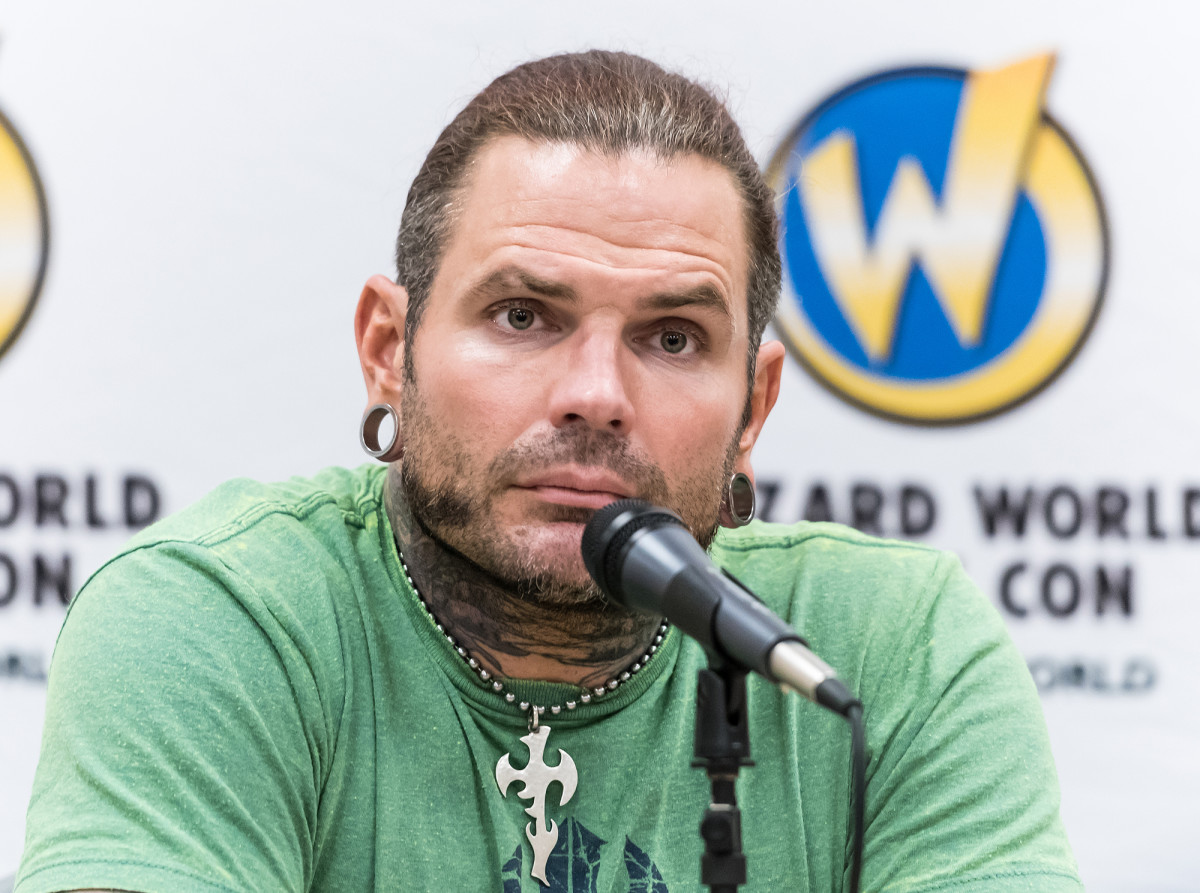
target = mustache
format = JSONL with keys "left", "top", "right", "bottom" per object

{"left": 487, "top": 426, "right": 669, "bottom": 500}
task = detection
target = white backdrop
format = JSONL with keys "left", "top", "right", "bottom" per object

{"left": 2, "top": 2, "right": 1197, "bottom": 890}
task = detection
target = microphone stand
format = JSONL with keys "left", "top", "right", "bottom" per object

{"left": 692, "top": 654, "right": 754, "bottom": 892}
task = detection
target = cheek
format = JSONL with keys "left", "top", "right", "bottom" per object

{"left": 418, "top": 352, "right": 545, "bottom": 444}
{"left": 646, "top": 394, "right": 742, "bottom": 477}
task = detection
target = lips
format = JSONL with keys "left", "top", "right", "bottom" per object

{"left": 514, "top": 467, "right": 633, "bottom": 509}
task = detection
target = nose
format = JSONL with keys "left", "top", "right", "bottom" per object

{"left": 546, "top": 327, "right": 635, "bottom": 433}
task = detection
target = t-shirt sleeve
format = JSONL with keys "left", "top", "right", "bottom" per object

{"left": 854, "top": 551, "right": 1083, "bottom": 892}
{"left": 16, "top": 541, "right": 334, "bottom": 893}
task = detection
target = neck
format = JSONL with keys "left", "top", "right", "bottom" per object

{"left": 385, "top": 467, "right": 663, "bottom": 688}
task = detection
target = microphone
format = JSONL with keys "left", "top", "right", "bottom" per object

{"left": 582, "top": 499, "right": 859, "bottom": 716}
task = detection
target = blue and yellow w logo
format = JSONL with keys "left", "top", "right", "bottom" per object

{"left": 768, "top": 54, "right": 1107, "bottom": 424}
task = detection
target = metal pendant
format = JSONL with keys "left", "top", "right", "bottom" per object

{"left": 496, "top": 723, "right": 579, "bottom": 885}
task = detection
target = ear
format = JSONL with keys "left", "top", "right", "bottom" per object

{"left": 733, "top": 339, "right": 785, "bottom": 478}
{"left": 355, "top": 274, "right": 409, "bottom": 406}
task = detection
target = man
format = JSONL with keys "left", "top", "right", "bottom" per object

{"left": 17, "top": 51, "right": 1081, "bottom": 892}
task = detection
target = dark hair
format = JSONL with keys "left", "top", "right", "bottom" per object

{"left": 395, "top": 50, "right": 781, "bottom": 384}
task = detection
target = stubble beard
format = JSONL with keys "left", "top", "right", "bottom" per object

{"left": 400, "top": 381, "right": 735, "bottom": 608}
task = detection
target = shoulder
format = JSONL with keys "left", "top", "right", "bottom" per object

{"left": 710, "top": 520, "right": 967, "bottom": 629}
{"left": 712, "top": 520, "right": 1009, "bottom": 696}
{"left": 122, "top": 464, "right": 388, "bottom": 553}
{"left": 84, "top": 464, "right": 391, "bottom": 599}
{"left": 711, "top": 518, "right": 947, "bottom": 580}
{"left": 64, "top": 465, "right": 394, "bottom": 699}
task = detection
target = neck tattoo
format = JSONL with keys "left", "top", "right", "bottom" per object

{"left": 396, "top": 548, "right": 669, "bottom": 885}
{"left": 396, "top": 548, "right": 669, "bottom": 723}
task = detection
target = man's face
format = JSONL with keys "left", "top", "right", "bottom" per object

{"left": 402, "top": 136, "right": 756, "bottom": 603}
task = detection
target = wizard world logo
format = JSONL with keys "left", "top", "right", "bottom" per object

{"left": 767, "top": 54, "right": 1108, "bottom": 424}
{"left": 0, "top": 101, "right": 49, "bottom": 368}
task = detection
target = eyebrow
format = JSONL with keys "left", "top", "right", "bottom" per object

{"left": 641, "top": 284, "right": 733, "bottom": 322}
{"left": 464, "top": 265, "right": 733, "bottom": 321}
{"left": 464, "top": 267, "right": 578, "bottom": 303}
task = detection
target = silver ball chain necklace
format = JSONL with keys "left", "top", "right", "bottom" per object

{"left": 396, "top": 549, "right": 669, "bottom": 886}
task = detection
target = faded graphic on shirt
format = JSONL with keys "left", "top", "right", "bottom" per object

{"left": 502, "top": 818, "right": 669, "bottom": 892}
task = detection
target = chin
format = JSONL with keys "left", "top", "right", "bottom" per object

{"left": 516, "top": 579, "right": 609, "bottom": 608}
{"left": 500, "top": 535, "right": 607, "bottom": 605}
{"left": 510, "top": 521, "right": 588, "bottom": 563}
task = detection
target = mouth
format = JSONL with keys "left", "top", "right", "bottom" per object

{"left": 522, "top": 485, "right": 626, "bottom": 510}
{"left": 514, "top": 468, "right": 633, "bottom": 510}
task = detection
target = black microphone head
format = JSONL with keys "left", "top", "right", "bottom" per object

{"left": 581, "top": 499, "right": 686, "bottom": 599}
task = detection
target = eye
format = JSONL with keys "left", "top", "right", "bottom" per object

{"left": 491, "top": 301, "right": 548, "bottom": 334}
{"left": 507, "top": 306, "right": 536, "bottom": 330}
{"left": 652, "top": 320, "right": 706, "bottom": 356}
{"left": 660, "top": 330, "right": 689, "bottom": 354}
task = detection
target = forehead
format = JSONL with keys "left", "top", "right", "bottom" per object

{"left": 440, "top": 136, "right": 750, "bottom": 313}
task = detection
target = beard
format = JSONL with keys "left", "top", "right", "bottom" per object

{"left": 400, "top": 381, "right": 737, "bottom": 607}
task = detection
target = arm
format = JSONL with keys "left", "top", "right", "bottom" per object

{"left": 16, "top": 542, "right": 331, "bottom": 893}
{"left": 855, "top": 552, "right": 1082, "bottom": 891}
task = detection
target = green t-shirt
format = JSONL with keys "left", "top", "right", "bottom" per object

{"left": 17, "top": 466, "right": 1081, "bottom": 892}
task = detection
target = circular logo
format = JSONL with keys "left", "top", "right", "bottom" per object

{"left": 766, "top": 55, "right": 1108, "bottom": 424}
{"left": 0, "top": 106, "right": 50, "bottom": 367}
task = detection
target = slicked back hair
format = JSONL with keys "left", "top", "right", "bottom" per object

{"left": 395, "top": 50, "right": 781, "bottom": 390}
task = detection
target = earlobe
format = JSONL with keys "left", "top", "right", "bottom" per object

{"left": 355, "top": 274, "right": 410, "bottom": 405}
{"left": 719, "top": 471, "right": 757, "bottom": 528}
{"left": 360, "top": 402, "right": 405, "bottom": 463}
